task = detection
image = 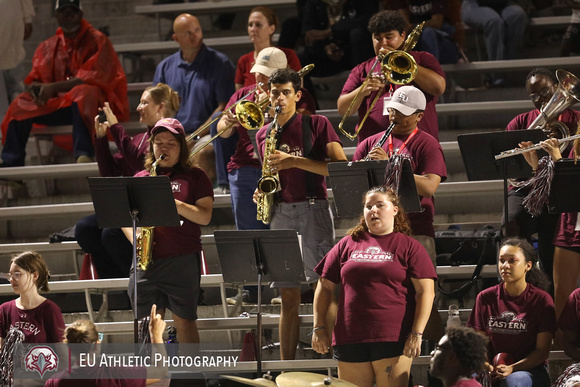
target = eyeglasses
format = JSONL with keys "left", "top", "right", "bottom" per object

{"left": 7, "top": 272, "right": 23, "bottom": 280}
{"left": 529, "top": 85, "right": 555, "bottom": 103}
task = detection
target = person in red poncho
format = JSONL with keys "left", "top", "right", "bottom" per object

{"left": 0, "top": 0, "right": 129, "bottom": 167}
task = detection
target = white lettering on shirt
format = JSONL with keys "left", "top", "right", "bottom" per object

{"left": 487, "top": 311, "right": 528, "bottom": 334}
{"left": 350, "top": 246, "right": 394, "bottom": 263}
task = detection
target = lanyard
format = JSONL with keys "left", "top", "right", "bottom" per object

{"left": 388, "top": 127, "right": 418, "bottom": 157}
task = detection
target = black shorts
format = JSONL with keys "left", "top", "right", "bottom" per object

{"left": 333, "top": 342, "right": 405, "bottom": 363}
{"left": 128, "top": 253, "right": 201, "bottom": 320}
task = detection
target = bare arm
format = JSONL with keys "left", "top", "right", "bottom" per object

{"left": 414, "top": 173, "right": 441, "bottom": 198}
{"left": 146, "top": 304, "right": 168, "bottom": 385}
{"left": 494, "top": 331, "right": 552, "bottom": 378}
{"left": 175, "top": 195, "right": 213, "bottom": 226}
{"left": 268, "top": 141, "right": 347, "bottom": 177}
{"left": 404, "top": 277, "right": 435, "bottom": 358}
{"left": 311, "top": 278, "right": 337, "bottom": 354}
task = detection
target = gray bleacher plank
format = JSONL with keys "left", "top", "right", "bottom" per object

{"left": 0, "top": 163, "right": 99, "bottom": 180}
{"left": 529, "top": 15, "right": 571, "bottom": 26}
{"left": 31, "top": 121, "right": 146, "bottom": 137}
{"left": 135, "top": 0, "right": 294, "bottom": 15}
{"left": 0, "top": 241, "right": 80, "bottom": 254}
{"left": 442, "top": 56, "right": 580, "bottom": 73}
{"left": 0, "top": 202, "right": 94, "bottom": 219}
{"left": 436, "top": 100, "right": 533, "bottom": 115}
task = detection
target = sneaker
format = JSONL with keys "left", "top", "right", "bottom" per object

{"left": 213, "top": 185, "right": 230, "bottom": 195}
{"left": 271, "top": 297, "right": 282, "bottom": 305}
{"left": 76, "top": 155, "right": 93, "bottom": 163}
{"left": 226, "top": 290, "right": 256, "bottom": 305}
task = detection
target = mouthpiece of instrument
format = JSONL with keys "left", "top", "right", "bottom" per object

{"left": 275, "top": 106, "right": 281, "bottom": 114}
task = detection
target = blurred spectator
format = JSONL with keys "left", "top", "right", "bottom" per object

{"left": 461, "top": 0, "right": 528, "bottom": 87}
{"left": 0, "top": 0, "right": 129, "bottom": 167}
{"left": 0, "top": 0, "right": 34, "bottom": 121}
{"left": 387, "top": 0, "right": 464, "bottom": 64}
{"left": 561, "top": 0, "right": 580, "bottom": 56}
{"left": 278, "top": 0, "right": 308, "bottom": 49}
{"left": 235, "top": 6, "right": 302, "bottom": 90}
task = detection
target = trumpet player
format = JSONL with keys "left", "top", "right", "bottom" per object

{"left": 504, "top": 68, "right": 579, "bottom": 285}
{"left": 123, "top": 118, "right": 214, "bottom": 344}
{"left": 253, "top": 68, "right": 347, "bottom": 360}
{"left": 337, "top": 10, "right": 446, "bottom": 142}
{"left": 218, "top": 47, "right": 316, "bottom": 304}
{"left": 353, "top": 85, "right": 447, "bottom": 349}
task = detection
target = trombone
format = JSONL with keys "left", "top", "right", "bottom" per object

{"left": 188, "top": 64, "right": 316, "bottom": 158}
{"left": 338, "top": 22, "right": 424, "bottom": 141}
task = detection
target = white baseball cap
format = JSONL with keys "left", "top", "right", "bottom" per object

{"left": 250, "top": 47, "right": 288, "bottom": 77}
{"left": 386, "top": 86, "right": 426, "bottom": 116}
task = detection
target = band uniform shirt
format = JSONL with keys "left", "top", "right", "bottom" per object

{"left": 558, "top": 287, "right": 580, "bottom": 333}
{"left": 255, "top": 113, "right": 342, "bottom": 203}
{"left": 0, "top": 299, "right": 65, "bottom": 344}
{"left": 353, "top": 129, "right": 447, "bottom": 237}
{"left": 315, "top": 232, "right": 437, "bottom": 345}
{"left": 340, "top": 50, "right": 445, "bottom": 142}
{"left": 133, "top": 166, "right": 214, "bottom": 259}
{"left": 225, "top": 86, "right": 317, "bottom": 173}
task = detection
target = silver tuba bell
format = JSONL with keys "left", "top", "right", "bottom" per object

{"left": 527, "top": 69, "right": 580, "bottom": 152}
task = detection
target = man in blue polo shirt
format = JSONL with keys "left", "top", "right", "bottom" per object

{"left": 153, "top": 13, "right": 236, "bottom": 187}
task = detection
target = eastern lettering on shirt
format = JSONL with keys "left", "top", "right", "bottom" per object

{"left": 279, "top": 143, "right": 302, "bottom": 157}
{"left": 11, "top": 321, "right": 41, "bottom": 336}
{"left": 409, "top": 3, "right": 432, "bottom": 16}
{"left": 487, "top": 311, "right": 528, "bottom": 334}
{"left": 350, "top": 246, "right": 394, "bottom": 263}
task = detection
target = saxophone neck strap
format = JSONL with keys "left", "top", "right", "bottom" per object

{"left": 301, "top": 114, "right": 316, "bottom": 202}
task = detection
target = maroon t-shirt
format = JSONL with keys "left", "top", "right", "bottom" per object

{"left": 315, "top": 232, "right": 437, "bottom": 346}
{"left": 505, "top": 109, "right": 579, "bottom": 132}
{"left": 235, "top": 47, "right": 302, "bottom": 87}
{"left": 452, "top": 379, "right": 483, "bottom": 387}
{"left": 226, "top": 86, "right": 317, "bottom": 172}
{"left": 353, "top": 129, "right": 447, "bottom": 237}
{"left": 0, "top": 299, "right": 64, "bottom": 344}
{"left": 255, "top": 113, "right": 342, "bottom": 203}
{"left": 340, "top": 51, "right": 444, "bottom": 142}
{"left": 94, "top": 123, "right": 151, "bottom": 177}
{"left": 134, "top": 166, "right": 214, "bottom": 258}
{"left": 467, "top": 283, "right": 556, "bottom": 364}
{"left": 559, "top": 287, "right": 580, "bottom": 332}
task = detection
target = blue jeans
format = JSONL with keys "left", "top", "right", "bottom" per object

{"left": 416, "top": 25, "right": 461, "bottom": 65}
{"left": 210, "top": 112, "right": 238, "bottom": 187}
{"left": 461, "top": 0, "right": 527, "bottom": 61}
{"left": 498, "top": 365, "right": 550, "bottom": 387}
{"left": 229, "top": 166, "right": 269, "bottom": 230}
{"left": 2, "top": 102, "right": 93, "bottom": 166}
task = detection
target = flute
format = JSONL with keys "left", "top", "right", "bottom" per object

{"left": 363, "top": 122, "right": 395, "bottom": 161}
{"left": 494, "top": 134, "right": 580, "bottom": 160}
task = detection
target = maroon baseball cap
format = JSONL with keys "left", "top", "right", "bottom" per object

{"left": 151, "top": 118, "right": 185, "bottom": 136}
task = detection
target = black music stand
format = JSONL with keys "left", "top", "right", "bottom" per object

{"left": 457, "top": 129, "right": 547, "bottom": 229}
{"left": 328, "top": 159, "right": 421, "bottom": 218}
{"left": 548, "top": 159, "right": 580, "bottom": 213}
{"left": 88, "top": 176, "right": 180, "bottom": 342}
{"left": 214, "top": 230, "right": 305, "bottom": 375}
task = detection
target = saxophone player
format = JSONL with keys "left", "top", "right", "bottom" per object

{"left": 253, "top": 68, "right": 348, "bottom": 360}
{"left": 123, "top": 118, "right": 214, "bottom": 344}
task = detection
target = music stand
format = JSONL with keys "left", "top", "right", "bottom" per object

{"left": 88, "top": 176, "right": 180, "bottom": 342}
{"left": 328, "top": 159, "right": 421, "bottom": 218}
{"left": 214, "top": 230, "right": 305, "bottom": 375}
{"left": 548, "top": 159, "right": 580, "bottom": 213}
{"left": 457, "top": 129, "right": 547, "bottom": 229}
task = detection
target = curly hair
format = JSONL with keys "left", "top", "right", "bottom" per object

{"left": 501, "top": 238, "right": 551, "bottom": 292}
{"left": 446, "top": 327, "right": 488, "bottom": 376}
{"left": 348, "top": 186, "right": 413, "bottom": 241}
{"left": 368, "top": 10, "right": 406, "bottom": 35}
{"left": 269, "top": 68, "right": 301, "bottom": 94}
{"left": 11, "top": 251, "right": 50, "bottom": 292}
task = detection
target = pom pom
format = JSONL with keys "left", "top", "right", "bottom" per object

{"left": 521, "top": 156, "right": 555, "bottom": 217}
{"left": 0, "top": 327, "right": 24, "bottom": 386}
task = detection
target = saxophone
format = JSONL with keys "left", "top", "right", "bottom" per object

{"left": 136, "top": 154, "right": 165, "bottom": 271}
{"left": 256, "top": 106, "right": 282, "bottom": 224}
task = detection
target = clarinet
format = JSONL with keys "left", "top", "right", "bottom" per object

{"left": 363, "top": 122, "right": 395, "bottom": 161}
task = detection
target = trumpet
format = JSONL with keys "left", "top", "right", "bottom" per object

{"left": 187, "top": 64, "right": 316, "bottom": 158}
{"left": 494, "top": 134, "right": 580, "bottom": 160}
{"left": 338, "top": 22, "right": 423, "bottom": 141}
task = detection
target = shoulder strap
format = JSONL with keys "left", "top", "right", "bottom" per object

{"left": 302, "top": 115, "right": 316, "bottom": 200}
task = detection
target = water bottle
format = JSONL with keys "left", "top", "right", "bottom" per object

{"left": 167, "top": 325, "right": 178, "bottom": 358}
{"left": 447, "top": 304, "right": 461, "bottom": 329}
